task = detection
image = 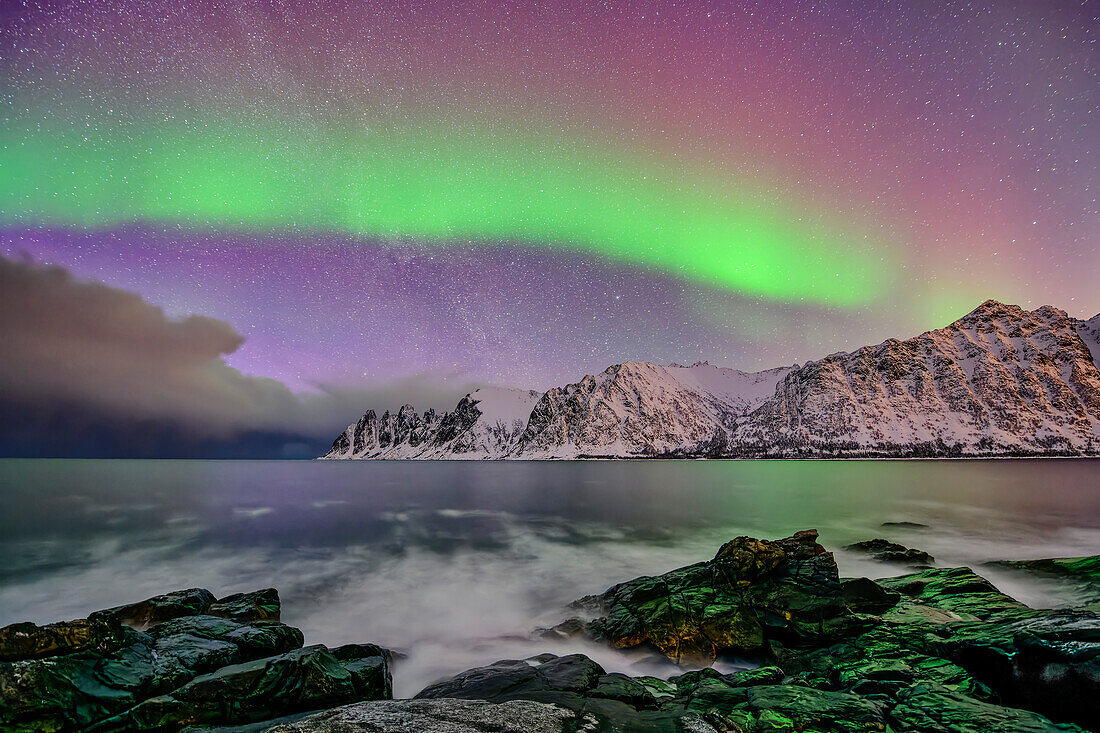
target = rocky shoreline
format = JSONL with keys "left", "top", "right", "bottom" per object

{"left": 2, "top": 531, "right": 1097, "bottom": 732}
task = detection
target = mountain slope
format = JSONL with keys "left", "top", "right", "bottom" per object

{"left": 731, "top": 301, "right": 1100, "bottom": 456}
{"left": 320, "top": 301, "right": 1100, "bottom": 459}
{"left": 511, "top": 361, "right": 793, "bottom": 458}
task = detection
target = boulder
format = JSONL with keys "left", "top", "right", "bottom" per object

{"left": 0, "top": 588, "right": 390, "bottom": 732}
{"left": 416, "top": 653, "right": 604, "bottom": 702}
{"left": 97, "top": 644, "right": 386, "bottom": 730}
{"left": 414, "top": 653, "right": 701, "bottom": 732}
{"left": 206, "top": 588, "right": 283, "bottom": 623}
{"left": 845, "top": 538, "right": 935, "bottom": 567}
{"left": 841, "top": 577, "right": 901, "bottom": 615}
{"left": 90, "top": 588, "right": 216, "bottom": 629}
{"left": 0, "top": 616, "right": 131, "bottom": 661}
{"left": 572, "top": 530, "right": 849, "bottom": 663}
{"left": 721, "top": 665, "right": 785, "bottom": 687}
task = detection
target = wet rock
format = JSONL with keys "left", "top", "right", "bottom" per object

{"left": 0, "top": 588, "right": 389, "bottom": 732}
{"left": 845, "top": 538, "right": 935, "bottom": 567}
{"left": 986, "top": 554, "right": 1100, "bottom": 605}
{"left": 876, "top": 566, "right": 1027, "bottom": 619}
{"left": 260, "top": 698, "right": 587, "bottom": 732}
{"left": 841, "top": 577, "right": 901, "bottom": 615}
{"left": 95, "top": 644, "right": 390, "bottom": 731}
{"left": 0, "top": 638, "right": 154, "bottom": 732}
{"left": 418, "top": 654, "right": 729, "bottom": 732}
{"left": 416, "top": 653, "right": 604, "bottom": 702}
{"left": 206, "top": 588, "right": 282, "bottom": 623}
{"left": 90, "top": 588, "right": 216, "bottom": 629}
{"left": 331, "top": 643, "right": 393, "bottom": 700}
{"left": 590, "top": 673, "right": 660, "bottom": 709}
{"left": 927, "top": 609, "right": 1100, "bottom": 728}
{"left": 574, "top": 529, "right": 849, "bottom": 663}
{"left": 143, "top": 614, "right": 305, "bottom": 693}
{"left": 888, "top": 682, "right": 1088, "bottom": 732}
{"left": 0, "top": 616, "right": 131, "bottom": 661}
{"left": 721, "top": 665, "right": 785, "bottom": 687}
{"left": 719, "top": 684, "right": 890, "bottom": 733}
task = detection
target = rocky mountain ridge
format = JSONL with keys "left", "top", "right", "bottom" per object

{"left": 321, "top": 301, "right": 1100, "bottom": 459}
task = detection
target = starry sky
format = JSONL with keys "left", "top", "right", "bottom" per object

{"left": 1, "top": 1, "right": 1097, "bottom": 453}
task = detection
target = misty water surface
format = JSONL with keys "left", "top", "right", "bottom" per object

{"left": 1, "top": 459, "right": 1098, "bottom": 696}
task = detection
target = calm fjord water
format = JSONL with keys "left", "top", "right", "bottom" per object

{"left": 1, "top": 459, "right": 1098, "bottom": 695}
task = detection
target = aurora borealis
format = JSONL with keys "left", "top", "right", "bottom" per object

{"left": 1, "top": 0, "right": 1097, "bottom": 454}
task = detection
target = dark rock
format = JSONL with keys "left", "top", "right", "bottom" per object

{"left": 986, "top": 554, "right": 1100, "bottom": 605}
{"left": 330, "top": 643, "right": 394, "bottom": 700}
{"left": 668, "top": 666, "right": 725, "bottom": 695}
{"left": 0, "top": 616, "right": 131, "bottom": 661}
{"left": 0, "top": 641, "right": 154, "bottom": 732}
{"left": 841, "top": 577, "right": 901, "bottom": 615}
{"left": 876, "top": 566, "right": 1026, "bottom": 619}
{"left": 590, "top": 673, "right": 659, "bottom": 709}
{"left": 845, "top": 538, "right": 935, "bottom": 567}
{"left": 207, "top": 588, "right": 282, "bottom": 623}
{"left": 90, "top": 587, "right": 216, "bottom": 629}
{"left": 414, "top": 653, "right": 701, "bottom": 732}
{"left": 721, "top": 665, "right": 785, "bottom": 687}
{"left": 0, "top": 589, "right": 389, "bottom": 732}
{"left": 576, "top": 529, "right": 849, "bottom": 663}
{"left": 928, "top": 609, "right": 1100, "bottom": 728}
{"left": 888, "top": 682, "right": 1088, "bottom": 732}
{"left": 534, "top": 616, "right": 586, "bottom": 641}
{"left": 96, "top": 644, "right": 388, "bottom": 730}
{"left": 8, "top": 536, "right": 1099, "bottom": 733}
{"left": 880, "top": 521, "right": 930, "bottom": 529}
{"left": 143, "top": 614, "right": 305, "bottom": 693}
{"left": 703, "top": 684, "right": 890, "bottom": 733}
{"left": 537, "top": 653, "right": 605, "bottom": 692}
{"left": 416, "top": 654, "right": 604, "bottom": 702}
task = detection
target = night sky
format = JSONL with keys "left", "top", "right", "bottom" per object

{"left": 1, "top": 1, "right": 1096, "bottom": 455}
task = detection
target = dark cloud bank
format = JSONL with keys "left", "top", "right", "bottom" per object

{"left": 0, "top": 256, "right": 474, "bottom": 458}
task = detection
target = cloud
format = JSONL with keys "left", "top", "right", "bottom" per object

{"left": 0, "top": 256, "right": 475, "bottom": 457}
{"left": 309, "top": 373, "right": 491, "bottom": 416}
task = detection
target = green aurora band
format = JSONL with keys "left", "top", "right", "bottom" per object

{"left": 1, "top": 113, "right": 892, "bottom": 304}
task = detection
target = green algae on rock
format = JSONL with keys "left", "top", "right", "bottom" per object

{"left": 559, "top": 529, "right": 849, "bottom": 664}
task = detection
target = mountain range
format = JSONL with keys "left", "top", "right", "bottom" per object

{"left": 321, "top": 300, "right": 1100, "bottom": 459}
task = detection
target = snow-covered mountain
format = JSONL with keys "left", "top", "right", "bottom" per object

{"left": 322, "top": 387, "right": 540, "bottom": 459}
{"left": 321, "top": 301, "right": 1100, "bottom": 459}
{"left": 512, "top": 361, "right": 794, "bottom": 458}
{"left": 731, "top": 301, "right": 1100, "bottom": 456}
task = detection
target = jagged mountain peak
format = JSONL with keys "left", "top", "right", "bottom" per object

{"left": 323, "top": 385, "right": 541, "bottom": 459}
{"left": 952, "top": 299, "right": 1070, "bottom": 328}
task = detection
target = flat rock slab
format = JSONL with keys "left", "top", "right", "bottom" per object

{"left": 260, "top": 698, "right": 584, "bottom": 733}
